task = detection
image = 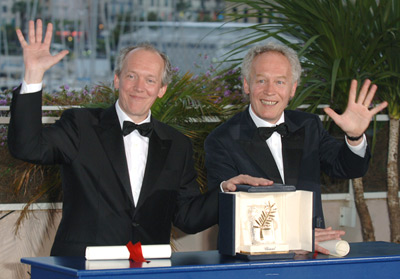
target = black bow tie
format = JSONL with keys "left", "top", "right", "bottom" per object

{"left": 258, "top": 123, "right": 289, "bottom": 141}
{"left": 122, "top": 121, "right": 153, "bottom": 137}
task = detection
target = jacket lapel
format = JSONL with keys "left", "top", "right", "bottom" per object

{"left": 94, "top": 105, "right": 134, "bottom": 204}
{"left": 237, "top": 109, "right": 283, "bottom": 183}
{"left": 135, "top": 119, "right": 171, "bottom": 211}
{"left": 282, "top": 113, "right": 305, "bottom": 186}
{"left": 239, "top": 134, "right": 283, "bottom": 184}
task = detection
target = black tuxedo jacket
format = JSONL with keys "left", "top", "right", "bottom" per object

{"left": 8, "top": 89, "right": 218, "bottom": 256}
{"left": 205, "top": 107, "right": 370, "bottom": 228}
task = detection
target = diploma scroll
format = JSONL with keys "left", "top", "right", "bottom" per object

{"left": 85, "top": 244, "right": 172, "bottom": 260}
{"left": 318, "top": 240, "right": 350, "bottom": 257}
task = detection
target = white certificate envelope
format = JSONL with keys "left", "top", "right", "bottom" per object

{"left": 85, "top": 244, "right": 172, "bottom": 260}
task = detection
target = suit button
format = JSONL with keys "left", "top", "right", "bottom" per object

{"left": 132, "top": 222, "right": 140, "bottom": 227}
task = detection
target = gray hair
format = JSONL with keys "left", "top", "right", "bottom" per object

{"left": 114, "top": 43, "right": 173, "bottom": 86}
{"left": 241, "top": 42, "right": 302, "bottom": 85}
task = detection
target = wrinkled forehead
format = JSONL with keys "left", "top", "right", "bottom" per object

{"left": 125, "top": 47, "right": 164, "bottom": 64}
{"left": 251, "top": 51, "right": 292, "bottom": 76}
{"left": 122, "top": 48, "right": 165, "bottom": 74}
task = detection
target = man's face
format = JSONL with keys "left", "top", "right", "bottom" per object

{"left": 243, "top": 51, "right": 297, "bottom": 124}
{"left": 114, "top": 48, "right": 167, "bottom": 123}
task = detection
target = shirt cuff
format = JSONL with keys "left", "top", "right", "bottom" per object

{"left": 345, "top": 134, "right": 367, "bottom": 158}
{"left": 220, "top": 181, "right": 226, "bottom": 192}
{"left": 21, "top": 80, "right": 43, "bottom": 94}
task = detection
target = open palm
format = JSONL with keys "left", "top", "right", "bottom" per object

{"left": 324, "top": 79, "right": 388, "bottom": 139}
{"left": 16, "top": 19, "right": 69, "bottom": 84}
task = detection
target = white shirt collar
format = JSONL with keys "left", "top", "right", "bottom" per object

{"left": 248, "top": 104, "right": 285, "bottom": 128}
{"left": 115, "top": 99, "right": 151, "bottom": 129}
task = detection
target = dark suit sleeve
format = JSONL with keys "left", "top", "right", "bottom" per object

{"left": 316, "top": 115, "right": 371, "bottom": 179}
{"left": 204, "top": 130, "right": 241, "bottom": 189}
{"left": 8, "top": 87, "right": 79, "bottom": 165}
{"left": 172, "top": 137, "right": 219, "bottom": 234}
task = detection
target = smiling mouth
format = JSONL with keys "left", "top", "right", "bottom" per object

{"left": 261, "top": 100, "right": 278, "bottom": 105}
{"left": 130, "top": 95, "right": 146, "bottom": 100}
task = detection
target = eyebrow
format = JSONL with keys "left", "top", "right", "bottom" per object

{"left": 255, "top": 74, "right": 288, "bottom": 79}
{"left": 125, "top": 70, "right": 158, "bottom": 80}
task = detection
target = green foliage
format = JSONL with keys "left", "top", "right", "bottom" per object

{"left": 371, "top": 0, "right": 400, "bottom": 119}
{"left": 42, "top": 84, "right": 119, "bottom": 109}
{"left": 147, "top": 12, "right": 158, "bottom": 22}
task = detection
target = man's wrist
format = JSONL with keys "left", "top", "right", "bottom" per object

{"left": 24, "top": 69, "right": 45, "bottom": 85}
{"left": 345, "top": 133, "right": 363, "bottom": 141}
{"left": 345, "top": 134, "right": 367, "bottom": 157}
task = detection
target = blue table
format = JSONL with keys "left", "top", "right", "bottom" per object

{"left": 22, "top": 241, "right": 400, "bottom": 278}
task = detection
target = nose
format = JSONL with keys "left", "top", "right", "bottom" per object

{"left": 134, "top": 77, "right": 145, "bottom": 92}
{"left": 263, "top": 81, "right": 274, "bottom": 95}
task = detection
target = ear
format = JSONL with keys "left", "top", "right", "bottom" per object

{"left": 290, "top": 81, "right": 297, "bottom": 99}
{"left": 114, "top": 74, "right": 120, "bottom": 89}
{"left": 157, "top": 84, "right": 168, "bottom": 98}
{"left": 243, "top": 78, "right": 251, "bottom": 95}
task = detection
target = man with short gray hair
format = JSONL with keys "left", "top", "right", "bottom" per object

{"left": 205, "top": 42, "right": 387, "bottom": 254}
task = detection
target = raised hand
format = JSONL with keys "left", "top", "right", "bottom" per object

{"left": 323, "top": 79, "right": 388, "bottom": 145}
{"left": 16, "top": 19, "right": 69, "bottom": 84}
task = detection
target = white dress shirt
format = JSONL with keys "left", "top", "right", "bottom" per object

{"left": 249, "top": 106, "right": 287, "bottom": 183}
{"left": 248, "top": 105, "right": 367, "bottom": 184}
{"left": 115, "top": 100, "right": 150, "bottom": 206}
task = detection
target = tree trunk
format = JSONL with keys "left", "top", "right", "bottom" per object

{"left": 387, "top": 117, "right": 400, "bottom": 243}
{"left": 352, "top": 177, "right": 375, "bottom": 241}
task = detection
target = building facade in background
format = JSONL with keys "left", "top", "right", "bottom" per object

{"left": 0, "top": 0, "right": 269, "bottom": 91}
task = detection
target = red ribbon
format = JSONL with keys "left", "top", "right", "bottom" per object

{"left": 126, "top": 241, "right": 149, "bottom": 263}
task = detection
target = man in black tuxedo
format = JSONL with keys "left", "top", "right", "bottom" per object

{"left": 8, "top": 19, "right": 269, "bottom": 257}
{"left": 205, "top": 43, "right": 388, "bottom": 254}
